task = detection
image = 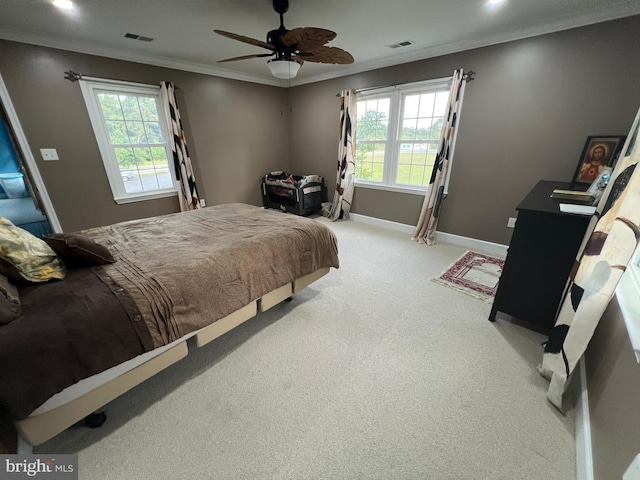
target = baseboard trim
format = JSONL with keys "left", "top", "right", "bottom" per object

{"left": 576, "top": 358, "right": 594, "bottom": 480}
{"left": 349, "top": 213, "right": 508, "bottom": 257}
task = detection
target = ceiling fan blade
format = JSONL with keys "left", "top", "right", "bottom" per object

{"left": 217, "top": 53, "right": 275, "bottom": 63}
{"left": 283, "top": 27, "right": 337, "bottom": 49}
{"left": 214, "top": 30, "right": 275, "bottom": 51}
{"left": 298, "top": 46, "right": 354, "bottom": 64}
{"left": 291, "top": 56, "right": 305, "bottom": 65}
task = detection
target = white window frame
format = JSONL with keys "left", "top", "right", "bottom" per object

{"left": 354, "top": 77, "right": 464, "bottom": 196}
{"left": 79, "top": 78, "right": 177, "bottom": 204}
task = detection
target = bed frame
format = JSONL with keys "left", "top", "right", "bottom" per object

{"left": 15, "top": 267, "right": 330, "bottom": 449}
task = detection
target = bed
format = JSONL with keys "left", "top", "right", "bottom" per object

{"left": 0, "top": 203, "right": 339, "bottom": 447}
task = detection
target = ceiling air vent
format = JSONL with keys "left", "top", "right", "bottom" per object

{"left": 124, "top": 33, "right": 154, "bottom": 42}
{"left": 388, "top": 40, "right": 413, "bottom": 49}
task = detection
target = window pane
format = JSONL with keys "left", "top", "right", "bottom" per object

{"left": 121, "top": 169, "right": 142, "bottom": 193}
{"left": 127, "top": 121, "right": 147, "bottom": 144}
{"left": 397, "top": 163, "right": 430, "bottom": 187}
{"left": 416, "top": 119, "right": 433, "bottom": 140}
{"left": 434, "top": 91, "right": 449, "bottom": 116}
{"left": 98, "top": 94, "right": 123, "bottom": 120}
{"left": 418, "top": 93, "right": 435, "bottom": 117}
{"left": 119, "top": 95, "right": 142, "bottom": 121}
{"left": 150, "top": 146, "right": 168, "bottom": 163}
{"left": 404, "top": 95, "right": 420, "bottom": 118}
{"left": 360, "top": 98, "right": 390, "bottom": 119}
{"left": 144, "top": 122, "right": 164, "bottom": 143}
{"left": 401, "top": 119, "right": 417, "bottom": 140}
{"left": 429, "top": 117, "right": 444, "bottom": 140}
{"left": 357, "top": 98, "right": 389, "bottom": 142}
{"left": 355, "top": 142, "right": 385, "bottom": 182}
{"left": 117, "top": 146, "right": 173, "bottom": 194}
{"left": 106, "top": 120, "right": 129, "bottom": 145}
{"left": 114, "top": 147, "right": 136, "bottom": 169}
{"left": 397, "top": 165, "right": 429, "bottom": 185}
{"left": 138, "top": 97, "right": 159, "bottom": 121}
{"left": 396, "top": 143, "right": 436, "bottom": 187}
{"left": 155, "top": 167, "right": 173, "bottom": 189}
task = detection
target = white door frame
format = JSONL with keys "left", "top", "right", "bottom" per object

{"left": 0, "top": 73, "right": 62, "bottom": 232}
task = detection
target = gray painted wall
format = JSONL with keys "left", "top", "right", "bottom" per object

{"left": 289, "top": 15, "right": 640, "bottom": 245}
{"left": 585, "top": 299, "right": 640, "bottom": 480}
{"left": 0, "top": 40, "right": 290, "bottom": 232}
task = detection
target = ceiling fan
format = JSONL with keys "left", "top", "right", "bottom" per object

{"left": 214, "top": 0, "right": 354, "bottom": 79}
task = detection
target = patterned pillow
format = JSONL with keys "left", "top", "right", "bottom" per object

{"left": 43, "top": 233, "right": 115, "bottom": 267}
{"left": 0, "top": 272, "right": 20, "bottom": 324}
{"left": 0, "top": 217, "right": 66, "bottom": 283}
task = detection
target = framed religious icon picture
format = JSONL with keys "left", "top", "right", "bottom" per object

{"left": 571, "top": 135, "right": 626, "bottom": 187}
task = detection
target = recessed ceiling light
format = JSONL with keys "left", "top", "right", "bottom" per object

{"left": 488, "top": 0, "right": 506, "bottom": 4}
{"left": 53, "top": 0, "right": 74, "bottom": 10}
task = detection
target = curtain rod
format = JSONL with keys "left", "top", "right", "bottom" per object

{"left": 64, "top": 70, "right": 129, "bottom": 85}
{"left": 335, "top": 70, "right": 476, "bottom": 97}
{"left": 64, "top": 70, "right": 180, "bottom": 89}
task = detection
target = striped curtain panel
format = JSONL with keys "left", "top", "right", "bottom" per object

{"left": 412, "top": 69, "right": 465, "bottom": 245}
{"left": 160, "top": 81, "right": 201, "bottom": 212}
{"left": 329, "top": 89, "right": 357, "bottom": 221}
{"left": 538, "top": 107, "right": 640, "bottom": 410}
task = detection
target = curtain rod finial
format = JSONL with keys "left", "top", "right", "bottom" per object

{"left": 64, "top": 70, "right": 81, "bottom": 82}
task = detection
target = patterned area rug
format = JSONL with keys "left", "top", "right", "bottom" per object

{"left": 433, "top": 251, "right": 505, "bottom": 303}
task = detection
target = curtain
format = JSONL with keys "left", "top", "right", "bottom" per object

{"left": 412, "top": 69, "right": 465, "bottom": 245}
{"left": 538, "top": 107, "right": 640, "bottom": 410}
{"left": 160, "top": 81, "right": 201, "bottom": 212}
{"left": 328, "top": 89, "right": 357, "bottom": 221}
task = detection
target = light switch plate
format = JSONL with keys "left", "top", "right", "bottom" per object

{"left": 40, "top": 148, "right": 59, "bottom": 161}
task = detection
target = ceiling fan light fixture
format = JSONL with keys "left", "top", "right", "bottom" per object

{"left": 267, "top": 59, "right": 300, "bottom": 79}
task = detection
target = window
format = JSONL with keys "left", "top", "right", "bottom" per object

{"left": 355, "top": 78, "right": 458, "bottom": 194}
{"left": 80, "top": 79, "right": 176, "bottom": 204}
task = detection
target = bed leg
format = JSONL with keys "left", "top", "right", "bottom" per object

{"left": 17, "top": 433, "right": 33, "bottom": 455}
{"left": 285, "top": 296, "right": 293, "bottom": 302}
{"left": 84, "top": 411, "right": 107, "bottom": 429}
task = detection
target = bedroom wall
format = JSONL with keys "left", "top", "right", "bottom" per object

{"left": 584, "top": 298, "right": 640, "bottom": 479}
{"left": 288, "top": 15, "right": 640, "bottom": 245}
{"left": 0, "top": 40, "right": 291, "bottom": 231}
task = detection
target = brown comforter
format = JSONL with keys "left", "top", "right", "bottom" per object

{"left": 84, "top": 203, "right": 340, "bottom": 348}
{"left": 0, "top": 267, "right": 150, "bottom": 420}
{"left": 0, "top": 204, "right": 338, "bottom": 420}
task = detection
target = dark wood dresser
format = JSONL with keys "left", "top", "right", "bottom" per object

{"left": 489, "top": 180, "right": 591, "bottom": 331}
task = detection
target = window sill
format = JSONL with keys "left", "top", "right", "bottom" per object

{"left": 114, "top": 190, "right": 178, "bottom": 204}
{"left": 355, "top": 182, "right": 427, "bottom": 196}
{"left": 617, "top": 267, "right": 640, "bottom": 363}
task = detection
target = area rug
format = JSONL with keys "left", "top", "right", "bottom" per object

{"left": 433, "top": 251, "right": 505, "bottom": 303}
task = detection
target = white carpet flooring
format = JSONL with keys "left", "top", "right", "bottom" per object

{"left": 36, "top": 217, "right": 576, "bottom": 479}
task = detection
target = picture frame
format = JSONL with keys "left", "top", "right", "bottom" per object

{"left": 571, "top": 135, "right": 626, "bottom": 187}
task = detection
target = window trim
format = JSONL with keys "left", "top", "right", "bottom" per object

{"left": 354, "top": 76, "right": 463, "bottom": 195}
{"left": 79, "top": 78, "right": 178, "bottom": 204}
